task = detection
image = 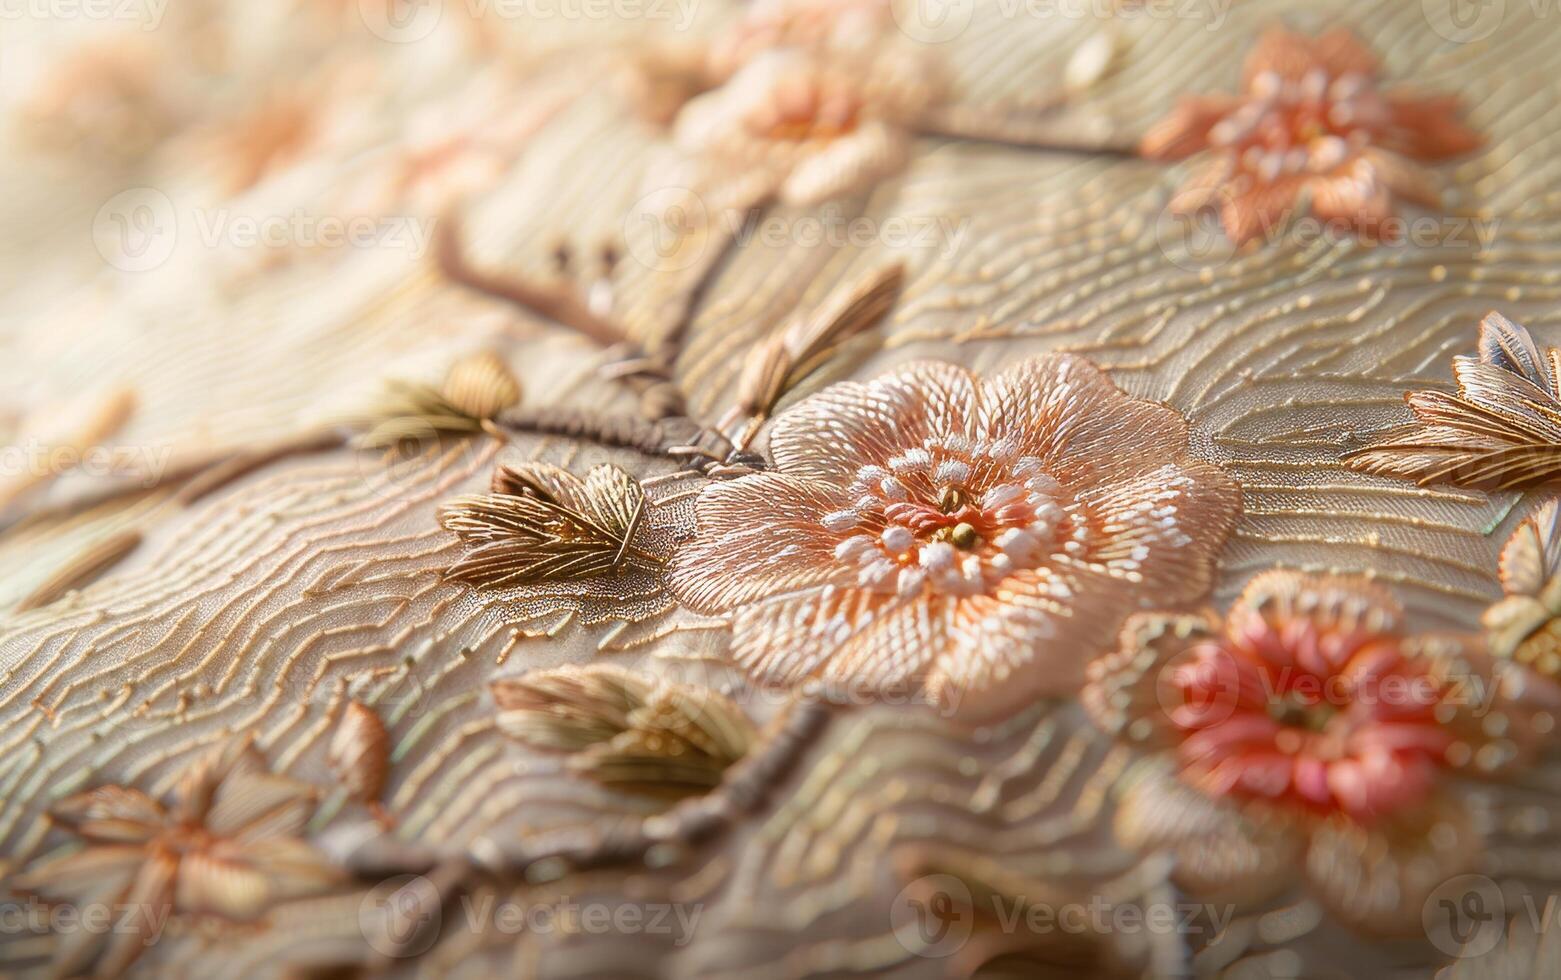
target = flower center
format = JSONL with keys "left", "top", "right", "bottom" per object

{"left": 1211, "top": 69, "right": 1382, "bottom": 180}
{"left": 744, "top": 78, "right": 863, "bottom": 143}
{"left": 1267, "top": 691, "right": 1336, "bottom": 733}
{"left": 823, "top": 439, "right": 1087, "bottom": 598}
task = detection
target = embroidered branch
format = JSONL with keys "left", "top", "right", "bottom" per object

{"left": 435, "top": 216, "right": 691, "bottom": 421}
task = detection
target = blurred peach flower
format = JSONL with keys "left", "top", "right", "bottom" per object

{"left": 668, "top": 355, "right": 1240, "bottom": 721}
{"left": 1084, "top": 571, "right": 1559, "bottom": 929}
{"left": 671, "top": 48, "right": 938, "bottom": 206}
{"left": 15, "top": 34, "right": 189, "bottom": 160}
{"left": 349, "top": 71, "right": 574, "bottom": 216}
{"left": 12, "top": 737, "right": 338, "bottom": 977}
{"left": 1142, "top": 27, "right": 1482, "bottom": 245}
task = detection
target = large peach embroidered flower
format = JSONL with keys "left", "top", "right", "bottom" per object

{"left": 671, "top": 48, "right": 937, "bottom": 206}
{"left": 1083, "top": 571, "right": 1559, "bottom": 930}
{"left": 1142, "top": 27, "right": 1482, "bottom": 245}
{"left": 668, "top": 355, "right": 1240, "bottom": 721}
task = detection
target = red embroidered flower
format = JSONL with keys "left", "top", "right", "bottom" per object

{"left": 1159, "top": 574, "right": 1458, "bottom": 821}
{"left": 1084, "top": 571, "right": 1561, "bottom": 930}
{"left": 1142, "top": 27, "right": 1482, "bottom": 245}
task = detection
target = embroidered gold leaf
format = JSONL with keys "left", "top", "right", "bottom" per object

{"left": 356, "top": 351, "right": 521, "bottom": 449}
{"left": 440, "top": 462, "right": 655, "bottom": 587}
{"left": 440, "top": 350, "right": 523, "bottom": 420}
{"left": 1344, "top": 313, "right": 1561, "bottom": 490}
{"left": 492, "top": 665, "right": 657, "bottom": 749}
{"left": 1485, "top": 498, "right": 1561, "bottom": 677}
{"left": 491, "top": 665, "right": 756, "bottom": 797}
{"left": 327, "top": 700, "right": 391, "bottom": 807}
{"left": 577, "top": 685, "right": 757, "bottom": 794}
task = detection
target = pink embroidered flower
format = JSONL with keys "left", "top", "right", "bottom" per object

{"left": 1084, "top": 571, "right": 1561, "bottom": 930}
{"left": 668, "top": 355, "right": 1241, "bottom": 721}
{"left": 1142, "top": 27, "right": 1482, "bottom": 245}
{"left": 670, "top": 48, "right": 936, "bottom": 206}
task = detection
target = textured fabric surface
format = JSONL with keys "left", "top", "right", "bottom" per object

{"left": 1, "top": 2, "right": 1558, "bottom": 977}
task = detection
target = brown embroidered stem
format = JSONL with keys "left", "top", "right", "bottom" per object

{"left": 484, "top": 698, "right": 829, "bottom": 875}
{"left": 654, "top": 190, "right": 775, "bottom": 359}
{"left": 495, "top": 406, "right": 744, "bottom": 474}
{"left": 436, "top": 214, "right": 700, "bottom": 423}
{"left": 496, "top": 407, "right": 682, "bottom": 457}
{"left": 917, "top": 106, "right": 1139, "bottom": 156}
{"left": 337, "top": 700, "right": 828, "bottom": 888}
{"left": 435, "top": 215, "right": 628, "bottom": 350}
